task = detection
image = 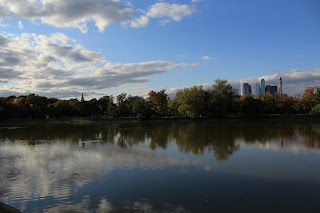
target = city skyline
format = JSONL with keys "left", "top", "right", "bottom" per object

{"left": 0, "top": 0, "right": 319, "bottom": 99}
{"left": 241, "top": 78, "right": 282, "bottom": 96}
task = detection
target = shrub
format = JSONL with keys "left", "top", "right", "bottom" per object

{"left": 311, "top": 104, "right": 320, "bottom": 117}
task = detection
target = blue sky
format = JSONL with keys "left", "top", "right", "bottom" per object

{"left": 0, "top": 0, "right": 319, "bottom": 99}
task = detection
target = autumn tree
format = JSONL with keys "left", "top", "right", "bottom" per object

{"left": 300, "top": 87, "right": 320, "bottom": 113}
{"left": 277, "top": 96, "right": 296, "bottom": 114}
{"left": 147, "top": 90, "right": 168, "bottom": 117}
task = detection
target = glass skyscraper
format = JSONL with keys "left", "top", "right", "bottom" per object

{"left": 261, "top": 79, "right": 266, "bottom": 95}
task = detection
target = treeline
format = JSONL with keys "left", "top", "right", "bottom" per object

{"left": 0, "top": 80, "right": 319, "bottom": 120}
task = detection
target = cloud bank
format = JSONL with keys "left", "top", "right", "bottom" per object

{"left": 0, "top": 0, "right": 135, "bottom": 33}
{"left": 0, "top": 33, "right": 180, "bottom": 98}
{"left": 167, "top": 69, "right": 320, "bottom": 98}
{"left": 0, "top": 0, "right": 196, "bottom": 32}
{"left": 240, "top": 69, "right": 320, "bottom": 95}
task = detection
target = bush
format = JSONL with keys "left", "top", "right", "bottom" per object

{"left": 240, "top": 95, "right": 265, "bottom": 119}
{"left": 0, "top": 107, "right": 7, "bottom": 120}
{"left": 311, "top": 104, "right": 320, "bottom": 117}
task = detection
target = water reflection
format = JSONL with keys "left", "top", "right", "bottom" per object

{"left": 1, "top": 121, "right": 319, "bottom": 158}
{"left": 0, "top": 121, "right": 319, "bottom": 212}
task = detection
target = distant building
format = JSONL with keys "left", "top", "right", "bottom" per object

{"left": 241, "top": 83, "right": 250, "bottom": 96}
{"left": 261, "top": 79, "right": 266, "bottom": 95}
{"left": 279, "top": 77, "right": 282, "bottom": 95}
{"left": 255, "top": 83, "right": 260, "bottom": 96}
{"left": 270, "top": 86, "right": 277, "bottom": 94}
{"left": 265, "top": 85, "right": 270, "bottom": 94}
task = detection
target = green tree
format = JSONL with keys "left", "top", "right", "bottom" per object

{"left": 132, "top": 98, "right": 146, "bottom": 119}
{"left": 87, "top": 98, "right": 99, "bottom": 117}
{"left": 98, "top": 95, "right": 114, "bottom": 117}
{"left": 311, "top": 104, "right": 320, "bottom": 117}
{"left": 68, "top": 98, "right": 81, "bottom": 117}
{"left": 257, "top": 93, "right": 278, "bottom": 114}
{"left": 175, "top": 86, "right": 206, "bottom": 118}
{"left": 50, "top": 100, "right": 74, "bottom": 118}
{"left": 240, "top": 95, "right": 264, "bottom": 119}
{"left": 167, "top": 98, "right": 179, "bottom": 116}
{"left": 210, "top": 79, "right": 235, "bottom": 118}
{"left": 25, "top": 94, "right": 48, "bottom": 118}
{"left": 116, "top": 93, "right": 129, "bottom": 117}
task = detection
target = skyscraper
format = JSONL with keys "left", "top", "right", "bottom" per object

{"left": 255, "top": 83, "right": 260, "bottom": 96}
{"left": 265, "top": 85, "right": 270, "bottom": 94}
{"left": 279, "top": 77, "right": 282, "bottom": 95}
{"left": 270, "top": 86, "right": 277, "bottom": 94}
{"left": 261, "top": 79, "right": 265, "bottom": 95}
{"left": 241, "top": 83, "right": 250, "bottom": 96}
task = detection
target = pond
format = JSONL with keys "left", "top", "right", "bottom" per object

{"left": 0, "top": 120, "right": 320, "bottom": 212}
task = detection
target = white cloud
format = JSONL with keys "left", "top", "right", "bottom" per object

{"left": 0, "top": 0, "right": 135, "bottom": 33}
{"left": 129, "top": 15, "right": 149, "bottom": 28}
{"left": 198, "top": 56, "right": 216, "bottom": 60}
{"left": 129, "top": 2, "right": 195, "bottom": 27}
{"left": 146, "top": 2, "right": 195, "bottom": 22}
{"left": 0, "top": 33, "right": 181, "bottom": 98}
{"left": 159, "top": 19, "right": 171, "bottom": 26}
{"left": 17, "top": 21, "right": 23, "bottom": 29}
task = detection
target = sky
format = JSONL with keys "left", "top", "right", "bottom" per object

{"left": 0, "top": 0, "right": 319, "bottom": 99}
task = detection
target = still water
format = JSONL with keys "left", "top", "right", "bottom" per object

{"left": 0, "top": 120, "right": 320, "bottom": 213}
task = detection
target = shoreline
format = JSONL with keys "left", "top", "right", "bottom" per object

{"left": 0, "top": 202, "right": 22, "bottom": 213}
{"left": 0, "top": 114, "right": 318, "bottom": 125}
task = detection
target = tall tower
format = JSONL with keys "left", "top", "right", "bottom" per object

{"left": 279, "top": 77, "right": 282, "bottom": 95}
{"left": 261, "top": 79, "right": 265, "bottom": 95}
{"left": 255, "top": 83, "right": 260, "bottom": 96}
{"left": 241, "top": 83, "right": 250, "bottom": 96}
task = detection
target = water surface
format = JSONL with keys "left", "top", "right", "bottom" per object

{"left": 0, "top": 121, "right": 320, "bottom": 212}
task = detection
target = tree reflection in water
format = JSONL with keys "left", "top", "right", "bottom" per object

{"left": 0, "top": 120, "right": 319, "bottom": 161}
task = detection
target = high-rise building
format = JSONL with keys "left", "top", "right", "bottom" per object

{"left": 255, "top": 83, "right": 260, "bottom": 96}
{"left": 241, "top": 83, "right": 250, "bottom": 96}
{"left": 265, "top": 85, "right": 270, "bottom": 94}
{"left": 270, "top": 86, "right": 277, "bottom": 94}
{"left": 261, "top": 79, "right": 266, "bottom": 95}
{"left": 279, "top": 77, "right": 282, "bottom": 95}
